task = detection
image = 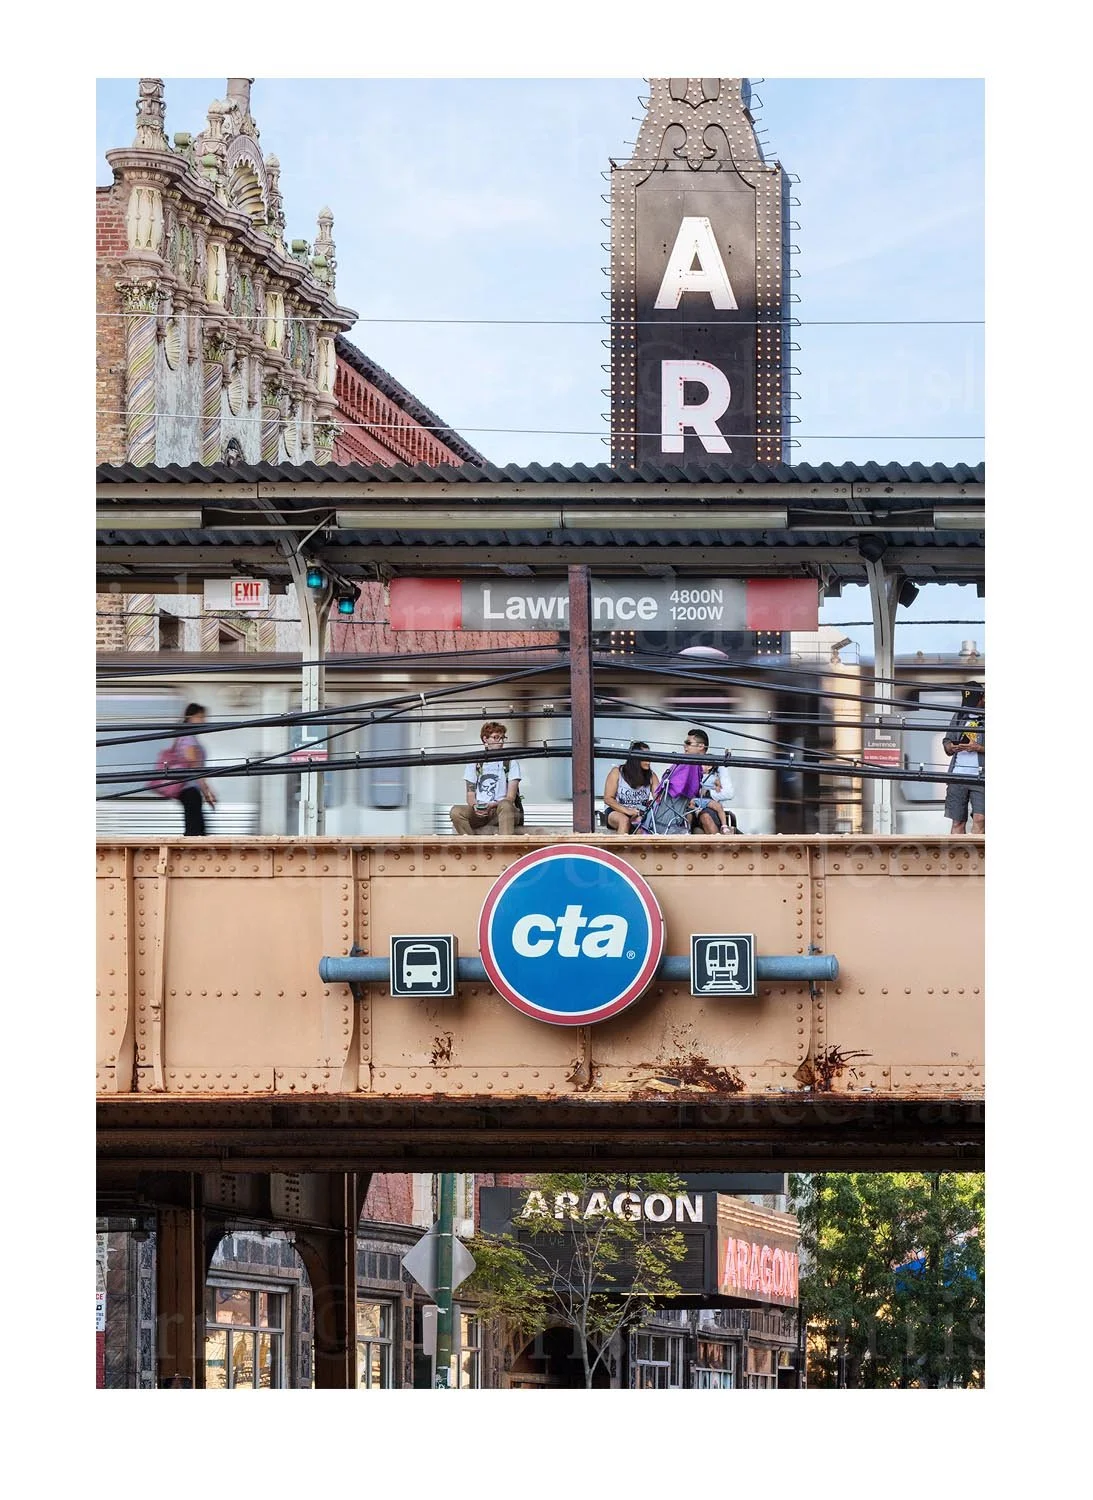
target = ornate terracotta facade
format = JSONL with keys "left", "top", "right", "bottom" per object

{"left": 97, "top": 77, "right": 356, "bottom": 468}
{"left": 96, "top": 78, "right": 485, "bottom": 654}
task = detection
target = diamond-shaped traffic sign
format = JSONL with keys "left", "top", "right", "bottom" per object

{"left": 400, "top": 1229, "right": 476, "bottom": 1298}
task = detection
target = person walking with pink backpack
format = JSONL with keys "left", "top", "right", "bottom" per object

{"left": 174, "top": 702, "right": 217, "bottom": 835}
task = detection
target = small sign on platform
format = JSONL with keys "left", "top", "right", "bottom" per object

{"left": 690, "top": 934, "right": 756, "bottom": 997}
{"left": 390, "top": 935, "right": 457, "bottom": 998}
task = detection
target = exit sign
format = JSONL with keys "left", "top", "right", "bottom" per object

{"left": 230, "top": 578, "right": 269, "bottom": 609}
{"left": 203, "top": 578, "right": 270, "bottom": 611}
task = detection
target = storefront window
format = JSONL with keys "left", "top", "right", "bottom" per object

{"left": 450, "top": 1310, "right": 482, "bottom": 1388}
{"left": 634, "top": 1332, "right": 684, "bottom": 1389}
{"left": 695, "top": 1340, "right": 736, "bottom": 1389}
{"left": 356, "top": 1301, "right": 394, "bottom": 1389}
{"left": 744, "top": 1344, "right": 777, "bottom": 1389}
{"left": 205, "top": 1285, "right": 285, "bottom": 1389}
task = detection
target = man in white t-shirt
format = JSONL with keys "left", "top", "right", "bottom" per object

{"left": 449, "top": 721, "right": 524, "bottom": 835}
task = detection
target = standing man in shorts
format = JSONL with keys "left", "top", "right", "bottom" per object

{"left": 942, "top": 683, "right": 984, "bottom": 834}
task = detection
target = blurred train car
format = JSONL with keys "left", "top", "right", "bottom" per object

{"left": 95, "top": 646, "right": 983, "bottom": 839}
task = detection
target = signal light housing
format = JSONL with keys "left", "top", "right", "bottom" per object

{"left": 335, "top": 584, "right": 361, "bottom": 616}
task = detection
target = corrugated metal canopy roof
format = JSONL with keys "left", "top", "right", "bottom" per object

{"left": 97, "top": 459, "right": 984, "bottom": 588}
{"left": 98, "top": 457, "right": 984, "bottom": 486}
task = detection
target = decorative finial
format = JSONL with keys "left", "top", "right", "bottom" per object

{"left": 313, "top": 208, "right": 337, "bottom": 288}
{"left": 264, "top": 153, "right": 286, "bottom": 248}
{"left": 199, "top": 100, "right": 230, "bottom": 199}
{"left": 133, "top": 78, "right": 169, "bottom": 151}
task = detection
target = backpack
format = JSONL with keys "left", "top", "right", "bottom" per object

{"left": 147, "top": 741, "right": 187, "bottom": 799}
{"left": 475, "top": 757, "right": 525, "bottom": 827}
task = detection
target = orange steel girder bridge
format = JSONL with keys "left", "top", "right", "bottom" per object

{"left": 97, "top": 830, "right": 983, "bottom": 1177}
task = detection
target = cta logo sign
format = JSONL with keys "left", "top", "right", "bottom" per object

{"left": 478, "top": 845, "right": 664, "bottom": 1026}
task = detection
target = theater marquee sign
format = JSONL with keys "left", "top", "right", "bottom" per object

{"left": 518, "top": 1188, "right": 706, "bottom": 1224}
{"left": 610, "top": 77, "right": 791, "bottom": 468}
{"left": 717, "top": 1195, "right": 800, "bottom": 1308}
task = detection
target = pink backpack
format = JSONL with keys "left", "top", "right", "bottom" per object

{"left": 148, "top": 741, "right": 187, "bottom": 799}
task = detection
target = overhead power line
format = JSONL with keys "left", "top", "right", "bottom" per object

{"left": 96, "top": 408, "right": 984, "bottom": 441}
{"left": 95, "top": 311, "right": 985, "bottom": 327}
{"left": 95, "top": 738, "right": 982, "bottom": 801}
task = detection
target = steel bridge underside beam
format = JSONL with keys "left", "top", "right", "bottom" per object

{"left": 97, "top": 1096, "right": 984, "bottom": 1176}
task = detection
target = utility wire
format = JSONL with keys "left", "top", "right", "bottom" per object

{"left": 98, "top": 665, "right": 981, "bottom": 755}
{"left": 95, "top": 652, "right": 979, "bottom": 705}
{"left": 95, "top": 739, "right": 981, "bottom": 800}
{"left": 98, "top": 704, "right": 970, "bottom": 744}
{"left": 95, "top": 310, "right": 984, "bottom": 328}
{"left": 96, "top": 644, "right": 982, "bottom": 699}
{"left": 97, "top": 663, "right": 565, "bottom": 747}
{"left": 94, "top": 407, "right": 984, "bottom": 440}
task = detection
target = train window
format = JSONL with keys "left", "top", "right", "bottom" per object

{"left": 320, "top": 718, "right": 357, "bottom": 808}
{"left": 320, "top": 718, "right": 408, "bottom": 808}
{"left": 368, "top": 720, "right": 408, "bottom": 809}
{"left": 543, "top": 717, "right": 572, "bottom": 800}
{"left": 97, "top": 693, "right": 181, "bottom": 798}
{"left": 900, "top": 690, "right": 962, "bottom": 801}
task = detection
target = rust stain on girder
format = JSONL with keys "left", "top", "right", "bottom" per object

{"left": 633, "top": 1052, "right": 746, "bottom": 1096}
{"left": 430, "top": 1033, "right": 454, "bottom": 1067}
{"left": 794, "top": 1044, "right": 873, "bottom": 1092}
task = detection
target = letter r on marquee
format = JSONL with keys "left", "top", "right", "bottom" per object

{"left": 661, "top": 360, "right": 732, "bottom": 454}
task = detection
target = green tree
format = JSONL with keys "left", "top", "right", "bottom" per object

{"left": 464, "top": 1172, "right": 689, "bottom": 1388}
{"left": 790, "top": 1172, "right": 984, "bottom": 1388}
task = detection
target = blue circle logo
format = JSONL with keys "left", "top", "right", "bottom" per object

{"left": 478, "top": 844, "right": 665, "bottom": 1026}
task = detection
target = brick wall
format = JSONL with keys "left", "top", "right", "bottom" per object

{"left": 362, "top": 1173, "right": 415, "bottom": 1224}
{"left": 97, "top": 594, "right": 127, "bottom": 651}
{"left": 97, "top": 189, "right": 129, "bottom": 464}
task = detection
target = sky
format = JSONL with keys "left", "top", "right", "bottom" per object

{"left": 95, "top": 74, "right": 985, "bottom": 660}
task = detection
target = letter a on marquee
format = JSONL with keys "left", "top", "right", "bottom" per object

{"left": 654, "top": 216, "right": 739, "bottom": 310}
